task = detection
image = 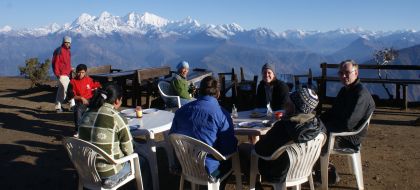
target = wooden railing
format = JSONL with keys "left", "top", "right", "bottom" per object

{"left": 314, "top": 63, "right": 420, "bottom": 110}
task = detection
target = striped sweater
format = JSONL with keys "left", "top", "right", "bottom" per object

{"left": 78, "top": 103, "right": 134, "bottom": 178}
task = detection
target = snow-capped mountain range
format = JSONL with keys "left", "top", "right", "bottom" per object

{"left": 1, "top": 12, "right": 420, "bottom": 83}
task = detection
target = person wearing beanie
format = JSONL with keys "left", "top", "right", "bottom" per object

{"left": 171, "top": 60, "right": 196, "bottom": 106}
{"left": 52, "top": 35, "right": 72, "bottom": 112}
{"left": 255, "top": 63, "right": 290, "bottom": 111}
{"left": 253, "top": 88, "right": 325, "bottom": 186}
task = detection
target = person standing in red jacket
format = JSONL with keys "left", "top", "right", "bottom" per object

{"left": 67, "top": 64, "right": 101, "bottom": 136}
{"left": 52, "top": 36, "right": 72, "bottom": 112}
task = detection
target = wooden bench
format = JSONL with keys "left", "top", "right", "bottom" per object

{"left": 72, "top": 65, "right": 121, "bottom": 78}
{"left": 130, "top": 66, "right": 171, "bottom": 108}
{"left": 314, "top": 63, "right": 420, "bottom": 110}
{"left": 90, "top": 66, "right": 171, "bottom": 108}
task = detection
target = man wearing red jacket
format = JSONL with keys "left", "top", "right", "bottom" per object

{"left": 52, "top": 36, "right": 72, "bottom": 112}
{"left": 68, "top": 64, "right": 101, "bottom": 135}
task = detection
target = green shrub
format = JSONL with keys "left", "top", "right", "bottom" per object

{"left": 19, "top": 58, "right": 51, "bottom": 88}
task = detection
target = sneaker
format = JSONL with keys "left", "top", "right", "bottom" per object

{"left": 56, "top": 108, "right": 63, "bottom": 113}
{"left": 55, "top": 103, "right": 63, "bottom": 113}
{"left": 69, "top": 99, "right": 76, "bottom": 108}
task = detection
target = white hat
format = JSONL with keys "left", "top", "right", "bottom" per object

{"left": 63, "top": 36, "right": 72, "bottom": 43}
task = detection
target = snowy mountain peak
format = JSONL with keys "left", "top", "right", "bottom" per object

{"left": 73, "top": 13, "right": 95, "bottom": 25}
{"left": 140, "top": 12, "right": 168, "bottom": 27}
{"left": 0, "top": 25, "right": 12, "bottom": 32}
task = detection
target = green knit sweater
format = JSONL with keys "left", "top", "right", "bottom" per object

{"left": 78, "top": 103, "right": 134, "bottom": 178}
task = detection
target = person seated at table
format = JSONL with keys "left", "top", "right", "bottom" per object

{"left": 171, "top": 60, "right": 196, "bottom": 106}
{"left": 253, "top": 88, "right": 325, "bottom": 187}
{"left": 320, "top": 60, "right": 375, "bottom": 151}
{"left": 66, "top": 64, "right": 101, "bottom": 136}
{"left": 255, "top": 63, "right": 290, "bottom": 111}
{"left": 169, "top": 76, "right": 238, "bottom": 188}
{"left": 78, "top": 83, "right": 152, "bottom": 189}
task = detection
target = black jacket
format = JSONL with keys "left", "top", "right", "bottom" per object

{"left": 255, "top": 79, "right": 289, "bottom": 111}
{"left": 320, "top": 79, "right": 375, "bottom": 147}
{"left": 254, "top": 114, "right": 325, "bottom": 182}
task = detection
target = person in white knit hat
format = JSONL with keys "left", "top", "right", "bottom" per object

{"left": 52, "top": 36, "right": 72, "bottom": 112}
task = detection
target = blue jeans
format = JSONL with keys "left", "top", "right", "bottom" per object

{"left": 102, "top": 162, "right": 131, "bottom": 188}
{"left": 73, "top": 102, "right": 87, "bottom": 132}
{"left": 101, "top": 156, "right": 152, "bottom": 190}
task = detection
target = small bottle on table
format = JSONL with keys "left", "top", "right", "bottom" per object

{"left": 136, "top": 106, "right": 143, "bottom": 118}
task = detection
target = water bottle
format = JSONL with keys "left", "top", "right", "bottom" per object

{"left": 266, "top": 103, "right": 273, "bottom": 118}
{"left": 231, "top": 104, "right": 238, "bottom": 118}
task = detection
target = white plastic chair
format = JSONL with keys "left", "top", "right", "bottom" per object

{"left": 158, "top": 80, "right": 181, "bottom": 108}
{"left": 169, "top": 134, "right": 242, "bottom": 190}
{"left": 63, "top": 137, "right": 144, "bottom": 190}
{"left": 250, "top": 133, "right": 326, "bottom": 190}
{"left": 320, "top": 113, "right": 373, "bottom": 190}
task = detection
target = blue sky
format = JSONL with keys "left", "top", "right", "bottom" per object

{"left": 1, "top": 0, "right": 419, "bottom": 32}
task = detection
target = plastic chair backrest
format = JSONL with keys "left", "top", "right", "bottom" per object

{"left": 63, "top": 137, "right": 112, "bottom": 189}
{"left": 158, "top": 80, "right": 181, "bottom": 108}
{"left": 284, "top": 133, "right": 326, "bottom": 185}
{"left": 63, "top": 137, "right": 142, "bottom": 190}
{"left": 169, "top": 134, "right": 226, "bottom": 184}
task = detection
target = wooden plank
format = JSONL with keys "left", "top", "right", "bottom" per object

{"left": 313, "top": 76, "right": 420, "bottom": 84}
{"left": 321, "top": 63, "right": 420, "bottom": 70}
{"left": 88, "top": 65, "right": 111, "bottom": 75}
{"left": 137, "top": 66, "right": 171, "bottom": 83}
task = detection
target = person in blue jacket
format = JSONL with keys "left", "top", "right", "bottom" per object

{"left": 169, "top": 76, "right": 238, "bottom": 185}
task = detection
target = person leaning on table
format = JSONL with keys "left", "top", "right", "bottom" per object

{"left": 67, "top": 64, "right": 101, "bottom": 137}
{"left": 171, "top": 60, "right": 196, "bottom": 106}
{"left": 253, "top": 88, "right": 325, "bottom": 187}
{"left": 77, "top": 83, "right": 152, "bottom": 189}
{"left": 255, "top": 63, "right": 290, "bottom": 111}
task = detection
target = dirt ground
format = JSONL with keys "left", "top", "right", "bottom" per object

{"left": 1, "top": 77, "right": 420, "bottom": 190}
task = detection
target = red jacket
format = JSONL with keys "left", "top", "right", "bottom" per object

{"left": 70, "top": 76, "right": 101, "bottom": 100}
{"left": 52, "top": 44, "right": 71, "bottom": 77}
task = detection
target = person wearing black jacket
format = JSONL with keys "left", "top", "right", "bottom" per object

{"left": 254, "top": 88, "right": 325, "bottom": 185}
{"left": 255, "top": 63, "right": 290, "bottom": 111}
{"left": 320, "top": 60, "right": 375, "bottom": 151}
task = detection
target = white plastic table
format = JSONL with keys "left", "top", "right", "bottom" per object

{"left": 233, "top": 110, "right": 281, "bottom": 144}
{"left": 123, "top": 108, "right": 174, "bottom": 190}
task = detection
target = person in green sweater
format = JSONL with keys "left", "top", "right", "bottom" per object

{"left": 171, "top": 60, "right": 196, "bottom": 106}
{"left": 78, "top": 83, "right": 151, "bottom": 189}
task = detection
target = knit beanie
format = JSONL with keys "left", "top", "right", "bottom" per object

{"left": 63, "top": 36, "right": 72, "bottom": 43}
{"left": 290, "top": 88, "right": 319, "bottom": 114}
{"left": 176, "top": 61, "right": 189, "bottom": 70}
{"left": 262, "top": 63, "right": 275, "bottom": 73}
